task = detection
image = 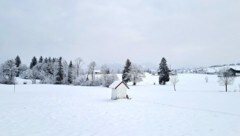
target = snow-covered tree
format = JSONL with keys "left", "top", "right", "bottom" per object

{"left": 102, "top": 74, "right": 118, "bottom": 87}
{"left": 28, "top": 64, "right": 45, "bottom": 83}
{"left": 47, "top": 61, "right": 54, "bottom": 76}
{"left": 31, "top": 68, "right": 39, "bottom": 84}
{"left": 62, "top": 60, "right": 69, "bottom": 84}
{"left": 101, "top": 65, "right": 118, "bottom": 87}
{"left": 20, "top": 69, "right": 32, "bottom": 79}
{"left": 68, "top": 61, "right": 73, "bottom": 84}
{"left": 158, "top": 57, "right": 170, "bottom": 85}
{"left": 0, "top": 64, "right": 4, "bottom": 83}
{"left": 122, "top": 59, "right": 132, "bottom": 83}
{"left": 218, "top": 67, "right": 235, "bottom": 92}
{"left": 0, "top": 60, "right": 17, "bottom": 84}
{"left": 101, "top": 64, "right": 110, "bottom": 74}
{"left": 30, "top": 56, "right": 37, "bottom": 69}
{"left": 18, "top": 64, "right": 28, "bottom": 77}
{"left": 87, "top": 61, "right": 96, "bottom": 81}
{"left": 130, "top": 64, "right": 145, "bottom": 85}
{"left": 170, "top": 75, "right": 179, "bottom": 91}
{"left": 74, "top": 57, "right": 83, "bottom": 78}
{"left": 55, "top": 57, "right": 64, "bottom": 84}
{"left": 73, "top": 75, "right": 88, "bottom": 85}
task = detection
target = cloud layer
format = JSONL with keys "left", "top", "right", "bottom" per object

{"left": 0, "top": 0, "right": 240, "bottom": 68}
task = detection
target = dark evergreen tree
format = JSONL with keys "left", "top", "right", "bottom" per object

{"left": 15, "top": 56, "right": 21, "bottom": 77}
{"left": 55, "top": 57, "right": 64, "bottom": 84}
{"left": 30, "top": 56, "right": 37, "bottom": 69}
{"left": 44, "top": 58, "right": 48, "bottom": 63}
{"left": 158, "top": 57, "right": 170, "bottom": 85}
{"left": 52, "top": 58, "right": 56, "bottom": 63}
{"left": 68, "top": 61, "right": 73, "bottom": 84}
{"left": 15, "top": 55, "right": 21, "bottom": 67}
{"left": 122, "top": 59, "right": 132, "bottom": 83}
{"left": 48, "top": 57, "right": 52, "bottom": 63}
{"left": 39, "top": 56, "right": 43, "bottom": 63}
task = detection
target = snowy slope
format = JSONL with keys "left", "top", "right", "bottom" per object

{"left": 0, "top": 74, "right": 240, "bottom": 136}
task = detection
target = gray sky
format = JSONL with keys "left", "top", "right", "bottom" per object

{"left": 0, "top": 0, "right": 240, "bottom": 69}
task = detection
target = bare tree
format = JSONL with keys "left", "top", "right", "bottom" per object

{"left": 74, "top": 57, "right": 83, "bottom": 77}
{"left": 62, "top": 60, "right": 69, "bottom": 84}
{"left": 88, "top": 61, "right": 96, "bottom": 81}
{"left": 100, "top": 64, "right": 118, "bottom": 87}
{"left": 31, "top": 68, "right": 38, "bottom": 84}
{"left": 170, "top": 75, "right": 179, "bottom": 91}
{"left": 218, "top": 67, "right": 235, "bottom": 92}
{"left": 130, "top": 64, "right": 145, "bottom": 85}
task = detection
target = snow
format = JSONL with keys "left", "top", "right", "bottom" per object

{"left": 1, "top": 74, "right": 240, "bottom": 136}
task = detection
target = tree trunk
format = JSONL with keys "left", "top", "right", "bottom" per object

{"left": 133, "top": 82, "right": 136, "bottom": 86}
{"left": 174, "top": 85, "right": 176, "bottom": 91}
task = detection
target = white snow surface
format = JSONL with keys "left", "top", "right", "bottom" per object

{"left": 1, "top": 74, "right": 240, "bottom": 136}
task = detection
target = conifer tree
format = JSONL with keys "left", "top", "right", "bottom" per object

{"left": 44, "top": 58, "right": 48, "bottom": 63}
{"left": 15, "top": 56, "right": 21, "bottom": 77}
{"left": 55, "top": 57, "right": 64, "bottom": 84}
{"left": 52, "top": 58, "right": 56, "bottom": 63}
{"left": 30, "top": 56, "right": 37, "bottom": 69}
{"left": 48, "top": 57, "right": 52, "bottom": 63}
{"left": 15, "top": 56, "right": 21, "bottom": 67}
{"left": 122, "top": 59, "right": 132, "bottom": 83}
{"left": 39, "top": 56, "right": 43, "bottom": 63}
{"left": 158, "top": 57, "right": 170, "bottom": 85}
{"left": 68, "top": 61, "right": 73, "bottom": 84}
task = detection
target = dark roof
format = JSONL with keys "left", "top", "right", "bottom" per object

{"left": 229, "top": 68, "right": 240, "bottom": 73}
{"left": 110, "top": 81, "right": 130, "bottom": 89}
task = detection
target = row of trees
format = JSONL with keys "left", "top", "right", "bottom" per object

{"left": 1, "top": 56, "right": 234, "bottom": 92}
{"left": 121, "top": 57, "right": 171, "bottom": 86}
{"left": 0, "top": 56, "right": 118, "bottom": 87}
{"left": 0, "top": 56, "right": 172, "bottom": 87}
{"left": 122, "top": 59, "right": 145, "bottom": 85}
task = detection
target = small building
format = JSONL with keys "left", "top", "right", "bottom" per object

{"left": 94, "top": 70, "right": 101, "bottom": 75}
{"left": 228, "top": 68, "right": 240, "bottom": 76}
{"left": 109, "top": 81, "right": 130, "bottom": 100}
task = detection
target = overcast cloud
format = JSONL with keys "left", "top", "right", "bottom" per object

{"left": 0, "top": 0, "right": 240, "bottom": 68}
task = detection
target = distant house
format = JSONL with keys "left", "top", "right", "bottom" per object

{"left": 94, "top": 70, "right": 101, "bottom": 75}
{"left": 110, "top": 81, "right": 130, "bottom": 100}
{"left": 228, "top": 68, "right": 240, "bottom": 76}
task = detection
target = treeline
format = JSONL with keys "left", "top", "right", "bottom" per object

{"left": 0, "top": 56, "right": 118, "bottom": 87}
{"left": 121, "top": 58, "right": 170, "bottom": 85}
{"left": 0, "top": 56, "right": 171, "bottom": 87}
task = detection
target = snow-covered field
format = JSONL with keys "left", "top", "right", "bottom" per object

{"left": 1, "top": 74, "right": 240, "bottom": 136}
